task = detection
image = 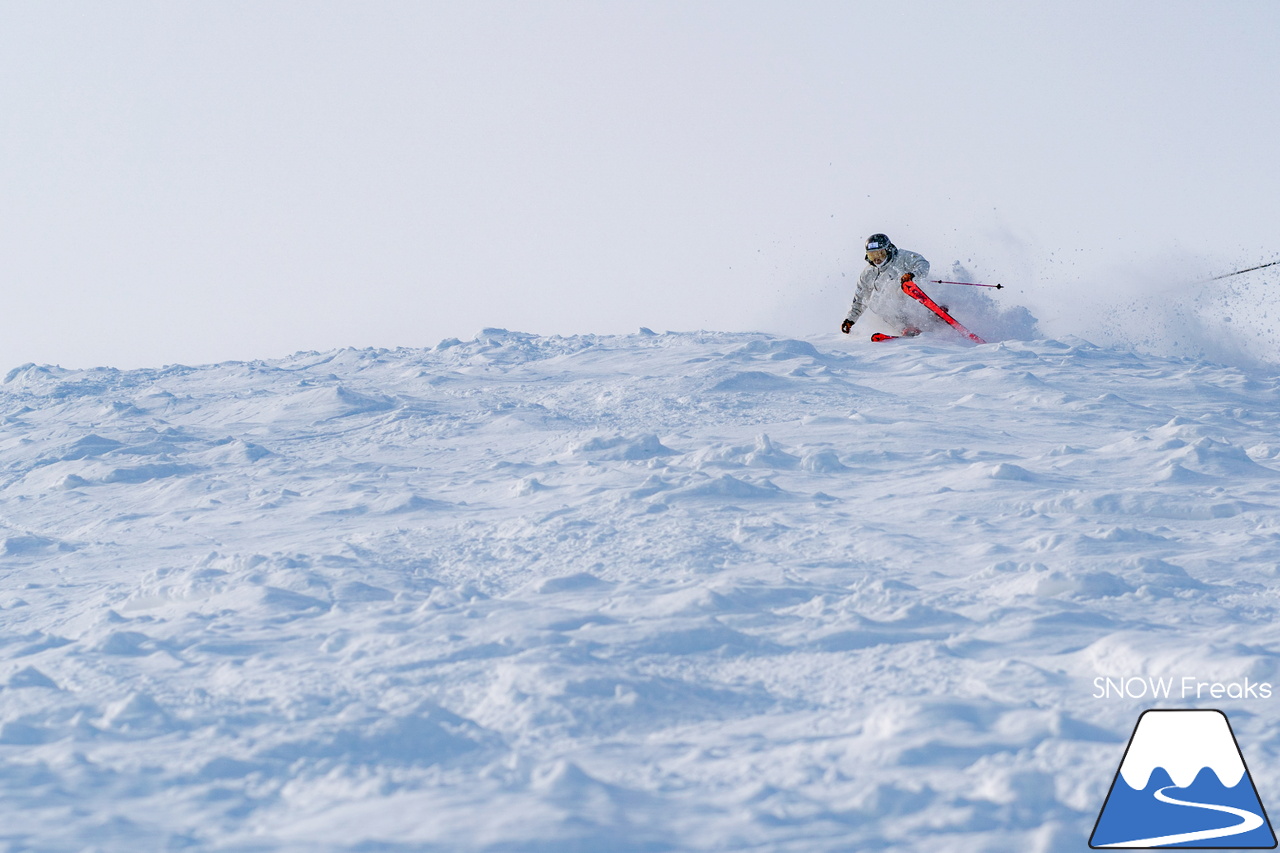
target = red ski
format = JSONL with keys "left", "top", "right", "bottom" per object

{"left": 871, "top": 329, "right": 921, "bottom": 342}
{"left": 901, "top": 280, "right": 987, "bottom": 344}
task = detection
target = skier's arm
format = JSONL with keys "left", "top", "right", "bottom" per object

{"left": 902, "top": 252, "right": 930, "bottom": 283}
{"left": 844, "top": 271, "right": 875, "bottom": 325}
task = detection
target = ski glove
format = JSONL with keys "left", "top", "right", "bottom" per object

{"left": 840, "top": 319, "right": 853, "bottom": 334}
{"left": 900, "top": 272, "right": 915, "bottom": 284}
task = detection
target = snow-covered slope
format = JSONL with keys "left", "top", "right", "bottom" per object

{"left": 3, "top": 329, "right": 1280, "bottom": 851}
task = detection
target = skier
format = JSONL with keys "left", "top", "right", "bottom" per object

{"left": 840, "top": 234, "right": 937, "bottom": 337}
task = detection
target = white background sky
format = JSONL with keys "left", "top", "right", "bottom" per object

{"left": 2, "top": 1, "right": 1278, "bottom": 371}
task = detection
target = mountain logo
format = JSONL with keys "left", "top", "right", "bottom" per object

{"left": 1090, "top": 709, "right": 1276, "bottom": 848}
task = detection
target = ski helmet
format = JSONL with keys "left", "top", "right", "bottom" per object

{"left": 865, "top": 233, "right": 895, "bottom": 266}
{"left": 865, "top": 233, "right": 892, "bottom": 252}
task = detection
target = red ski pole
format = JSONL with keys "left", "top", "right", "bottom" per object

{"left": 929, "top": 279, "right": 1004, "bottom": 290}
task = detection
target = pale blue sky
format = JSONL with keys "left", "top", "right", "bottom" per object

{"left": 2, "top": 1, "right": 1278, "bottom": 369}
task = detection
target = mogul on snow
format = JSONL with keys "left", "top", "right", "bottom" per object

{"left": 840, "top": 233, "right": 937, "bottom": 338}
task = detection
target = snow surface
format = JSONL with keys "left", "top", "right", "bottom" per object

{"left": 4, "top": 327, "right": 1280, "bottom": 851}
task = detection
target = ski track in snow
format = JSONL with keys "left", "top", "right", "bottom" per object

{"left": 2, "top": 328, "right": 1280, "bottom": 851}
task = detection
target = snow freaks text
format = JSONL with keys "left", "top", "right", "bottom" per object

{"left": 1093, "top": 677, "right": 1273, "bottom": 701}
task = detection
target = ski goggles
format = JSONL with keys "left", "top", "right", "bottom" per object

{"left": 866, "top": 249, "right": 889, "bottom": 265}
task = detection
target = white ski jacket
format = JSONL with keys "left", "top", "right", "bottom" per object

{"left": 845, "top": 248, "right": 933, "bottom": 329}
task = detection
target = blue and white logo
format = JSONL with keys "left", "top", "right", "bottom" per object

{"left": 1091, "top": 709, "right": 1276, "bottom": 848}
